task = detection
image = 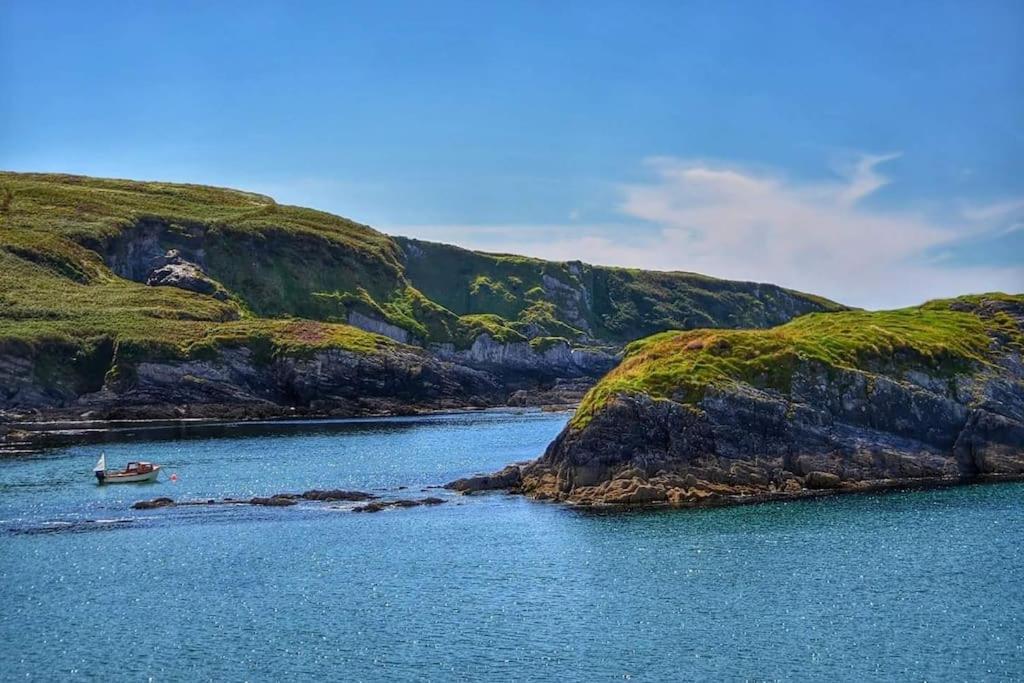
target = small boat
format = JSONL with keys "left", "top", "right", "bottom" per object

{"left": 93, "top": 453, "right": 161, "bottom": 484}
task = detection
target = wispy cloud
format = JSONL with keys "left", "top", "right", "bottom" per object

{"left": 960, "top": 198, "right": 1024, "bottom": 224}
{"left": 834, "top": 151, "right": 902, "bottom": 206}
{"left": 386, "top": 154, "right": 1024, "bottom": 309}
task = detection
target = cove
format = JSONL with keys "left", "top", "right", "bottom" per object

{"left": 1, "top": 410, "right": 1022, "bottom": 680}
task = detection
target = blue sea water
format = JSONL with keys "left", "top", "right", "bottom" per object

{"left": 1, "top": 409, "right": 1022, "bottom": 681}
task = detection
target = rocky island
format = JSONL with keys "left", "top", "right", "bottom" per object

{"left": 449, "top": 294, "right": 1024, "bottom": 506}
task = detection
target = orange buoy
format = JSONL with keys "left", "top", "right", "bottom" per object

{"left": 170, "top": 473, "right": 179, "bottom": 482}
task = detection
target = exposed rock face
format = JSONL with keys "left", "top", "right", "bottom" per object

{"left": 147, "top": 251, "right": 228, "bottom": 301}
{"left": 347, "top": 311, "right": 416, "bottom": 345}
{"left": 431, "top": 334, "right": 617, "bottom": 378}
{"left": 100, "top": 223, "right": 230, "bottom": 301}
{"left": 458, "top": 296, "right": 1024, "bottom": 507}
{"left": 50, "top": 345, "right": 502, "bottom": 419}
{"left": 540, "top": 273, "right": 591, "bottom": 334}
{"left": 0, "top": 335, "right": 599, "bottom": 422}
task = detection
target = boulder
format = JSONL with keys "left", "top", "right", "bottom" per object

{"left": 132, "top": 497, "right": 175, "bottom": 510}
{"left": 446, "top": 464, "right": 522, "bottom": 493}
{"left": 300, "top": 489, "right": 377, "bottom": 502}
{"left": 249, "top": 495, "right": 298, "bottom": 507}
{"left": 804, "top": 471, "right": 842, "bottom": 489}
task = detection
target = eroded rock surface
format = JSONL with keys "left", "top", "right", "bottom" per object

{"left": 452, "top": 296, "right": 1024, "bottom": 508}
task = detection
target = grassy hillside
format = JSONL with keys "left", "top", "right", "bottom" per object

{"left": 0, "top": 174, "right": 392, "bottom": 368}
{"left": 0, "top": 172, "right": 842, "bottom": 378}
{"left": 571, "top": 293, "right": 1024, "bottom": 428}
{"left": 398, "top": 237, "right": 842, "bottom": 342}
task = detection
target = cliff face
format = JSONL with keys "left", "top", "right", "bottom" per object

{"left": 0, "top": 172, "right": 838, "bottom": 421}
{"left": 463, "top": 295, "right": 1024, "bottom": 506}
{"left": 0, "top": 332, "right": 603, "bottom": 421}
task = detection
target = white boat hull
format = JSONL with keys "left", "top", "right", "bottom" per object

{"left": 100, "top": 466, "right": 161, "bottom": 484}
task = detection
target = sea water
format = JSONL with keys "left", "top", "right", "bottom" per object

{"left": 1, "top": 410, "right": 1021, "bottom": 680}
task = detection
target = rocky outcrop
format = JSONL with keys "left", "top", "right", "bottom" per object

{"left": 0, "top": 334, "right": 603, "bottom": 424}
{"left": 97, "top": 222, "right": 230, "bottom": 300}
{"left": 446, "top": 465, "right": 523, "bottom": 493}
{"left": 352, "top": 497, "right": 445, "bottom": 513}
{"left": 453, "top": 295, "right": 1024, "bottom": 507}
{"left": 147, "top": 251, "right": 228, "bottom": 300}
{"left": 347, "top": 311, "right": 417, "bottom": 345}
{"left": 540, "top": 273, "right": 591, "bottom": 334}
{"left": 431, "top": 334, "right": 616, "bottom": 378}
{"left": 5, "top": 344, "right": 501, "bottom": 419}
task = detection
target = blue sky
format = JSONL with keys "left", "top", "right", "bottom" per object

{"left": 2, "top": 0, "right": 1021, "bottom": 307}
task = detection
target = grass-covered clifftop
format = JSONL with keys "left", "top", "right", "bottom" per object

{"left": 571, "top": 293, "right": 1024, "bottom": 429}
{"left": 0, "top": 174, "right": 391, "bottom": 369}
{"left": 0, "top": 171, "right": 840, "bottom": 389}
{"left": 397, "top": 237, "right": 841, "bottom": 342}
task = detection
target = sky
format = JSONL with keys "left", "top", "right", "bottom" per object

{"left": 2, "top": 0, "right": 1022, "bottom": 309}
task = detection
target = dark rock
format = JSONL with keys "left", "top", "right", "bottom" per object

{"left": 352, "top": 502, "right": 388, "bottom": 513}
{"left": 132, "top": 497, "right": 175, "bottom": 510}
{"left": 352, "top": 497, "right": 447, "bottom": 513}
{"left": 249, "top": 495, "right": 298, "bottom": 507}
{"left": 445, "top": 464, "right": 522, "bottom": 493}
{"left": 300, "top": 489, "right": 377, "bottom": 502}
{"left": 804, "top": 471, "right": 842, "bottom": 489}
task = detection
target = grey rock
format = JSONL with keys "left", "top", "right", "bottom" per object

{"left": 446, "top": 464, "right": 523, "bottom": 493}
{"left": 805, "top": 471, "right": 842, "bottom": 489}
{"left": 515, "top": 296, "right": 1024, "bottom": 506}
{"left": 132, "top": 497, "right": 176, "bottom": 510}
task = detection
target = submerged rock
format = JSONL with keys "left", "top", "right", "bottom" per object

{"left": 131, "top": 490, "right": 443, "bottom": 513}
{"left": 249, "top": 495, "right": 298, "bottom": 507}
{"left": 300, "top": 489, "right": 377, "bottom": 502}
{"left": 805, "top": 471, "right": 842, "bottom": 489}
{"left": 132, "top": 497, "right": 175, "bottom": 510}
{"left": 352, "top": 497, "right": 447, "bottom": 513}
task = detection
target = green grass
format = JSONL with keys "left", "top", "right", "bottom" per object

{"left": 0, "top": 173, "right": 395, "bottom": 369}
{"left": 0, "top": 171, "right": 845, "bottom": 391}
{"left": 395, "top": 236, "right": 844, "bottom": 342}
{"left": 0, "top": 173, "right": 547, "bottom": 355}
{"left": 570, "top": 295, "right": 1024, "bottom": 429}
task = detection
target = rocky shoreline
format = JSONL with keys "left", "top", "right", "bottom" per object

{"left": 447, "top": 296, "right": 1024, "bottom": 510}
{"left": 446, "top": 463, "right": 1024, "bottom": 509}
